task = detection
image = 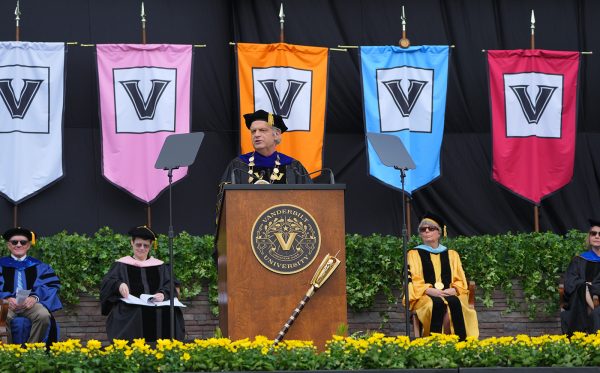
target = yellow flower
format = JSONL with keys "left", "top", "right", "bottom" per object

{"left": 156, "top": 352, "right": 164, "bottom": 360}
{"left": 86, "top": 340, "right": 102, "bottom": 350}
{"left": 181, "top": 352, "right": 191, "bottom": 361}
{"left": 113, "top": 339, "right": 130, "bottom": 350}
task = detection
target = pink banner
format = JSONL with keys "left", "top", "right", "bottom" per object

{"left": 488, "top": 49, "right": 579, "bottom": 204}
{"left": 97, "top": 44, "right": 192, "bottom": 203}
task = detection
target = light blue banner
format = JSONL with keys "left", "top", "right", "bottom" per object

{"left": 360, "top": 45, "right": 449, "bottom": 194}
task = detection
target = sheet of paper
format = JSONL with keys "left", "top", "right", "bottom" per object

{"left": 120, "top": 294, "right": 186, "bottom": 308}
{"left": 16, "top": 289, "right": 31, "bottom": 305}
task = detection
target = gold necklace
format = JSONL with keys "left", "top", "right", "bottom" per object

{"left": 248, "top": 152, "right": 282, "bottom": 184}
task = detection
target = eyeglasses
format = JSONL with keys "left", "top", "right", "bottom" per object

{"left": 419, "top": 226, "right": 439, "bottom": 233}
{"left": 9, "top": 240, "right": 29, "bottom": 246}
{"left": 589, "top": 231, "right": 600, "bottom": 237}
{"left": 134, "top": 243, "right": 151, "bottom": 249}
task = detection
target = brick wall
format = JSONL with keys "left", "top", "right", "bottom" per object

{"left": 54, "top": 282, "right": 561, "bottom": 342}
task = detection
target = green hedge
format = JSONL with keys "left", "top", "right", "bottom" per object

{"left": 9, "top": 228, "right": 586, "bottom": 317}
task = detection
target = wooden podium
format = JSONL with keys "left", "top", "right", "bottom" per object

{"left": 216, "top": 184, "right": 347, "bottom": 349}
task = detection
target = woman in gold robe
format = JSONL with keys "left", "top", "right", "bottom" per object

{"left": 407, "top": 212, "right": 478, "bottom": 339}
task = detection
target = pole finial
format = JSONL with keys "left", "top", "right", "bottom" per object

{"left": 279, "top": 2, "right": 285, "bottom": 43}
{"left": 141, "top": 1, "right": 147, "bottom": 44}
{"left": 399, "top": 5, "right": 410, "bottom": 48}
{"left": 401, "top": 6, "right": 406, "bottom": 29}
{"left": 15, "top": 0, "right": 21, "bottom": 41}
{"left": 530, "top": 9, "right": 535, "bottom": 49}
{"left": 15, "top": 0, "right": 21, "bottom": 23}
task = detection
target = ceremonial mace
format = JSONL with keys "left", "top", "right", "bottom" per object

{"left": 272, "top": 253, "right": 341, "bottom": 347}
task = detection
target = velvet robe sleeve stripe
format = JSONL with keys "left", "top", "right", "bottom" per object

{"left": 417, "top": 249, "right": 452, "bottom": 288}
{"left": 30, "top": 262, "right": 62, "bottom": 312}
{"left": 39, "top": 272, "right": 58, "bottom": 280}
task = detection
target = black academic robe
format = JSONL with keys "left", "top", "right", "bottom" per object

{"left": 100, "top": 261, "right": 185, "bottom": 341}
{"left": 561, "top": 256, "right": 600, "bottom": 334}
{"left": 214, "top": 154, "right": 313, "bottom": 244}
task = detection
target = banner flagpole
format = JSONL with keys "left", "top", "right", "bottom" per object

{"left": 140, "top": 1, "right": 153, "bottom": 228}
{"left": 141, "top": 2, "right": 147, "bottom": 45}
{"left": 15, "top": 0, "right": 20, "bottom": 42}
{"left": 13, "top": 0, "right": 21, "bottom": 227}
{"left": 399, "top": 5, "right": 410, "bottom": 48}
{"left": 530, "top": 9, "right": 540, "bottom": 233}
{"left": 400, "top": 5, "right": 411, "bottom": 237}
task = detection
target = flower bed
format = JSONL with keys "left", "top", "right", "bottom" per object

{"left": 2, "top": 333, "right": 600, "bottom": 372}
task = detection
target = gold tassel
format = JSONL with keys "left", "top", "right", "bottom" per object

{"left": 31, "top": 231, "right": 36, "bottom": 246}
{"left": 443, "top": 225, "right": 447, "bottom": 238}
{"left": 268, "top": 113, "right": 274, "bottom": 126}
{"left": 142, "top": 225, "right": 158, "bottom": 251}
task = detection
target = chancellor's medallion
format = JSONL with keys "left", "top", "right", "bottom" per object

{"left": 251, "top": 204, "right": 321, "bottom": 274}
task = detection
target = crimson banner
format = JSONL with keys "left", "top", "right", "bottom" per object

{"left": 488, "top": 49, "right": 579, "bottom": 204}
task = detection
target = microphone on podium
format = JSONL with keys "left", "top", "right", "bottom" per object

{"left": 294, "top": 168, "right": 336, "bottom": 184}
{"left": 230, "top": 167, "right": 249, "bottom": 184}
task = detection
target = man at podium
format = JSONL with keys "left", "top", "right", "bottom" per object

{"left": 221, "top": 110, "right": 313, "bottom": 185}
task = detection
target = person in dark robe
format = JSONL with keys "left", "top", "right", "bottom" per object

{"left": 100, "top": 226, "right": 185, "bottom": 341}
{"left": 220, "top": 109, "right": 313, "bottom": 185}
{"left": 404, "top": 213, "right": 478, "bottom": 340}
{"left": 0, "top": 227, "right": 62, "bottom": 343}
{"left": 561, "top": 218, "right": 600, "bottom": 335}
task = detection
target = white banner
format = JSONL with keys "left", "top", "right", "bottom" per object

{"left": 0, "top": 42, "right": 65, "bottom": 203}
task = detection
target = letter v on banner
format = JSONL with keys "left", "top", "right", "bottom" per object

{"left": 97, "top": 44, "right": 193, "bottom": 203}
{"left": 0, "top": 42, "right": 65, "bottom": 203}
{"left": 360, "top": 45, "right": 449, "bottom": 194}
{"left": 236, "top": 43, "right": 328, "bottom": 176}
{"left": 488, "top": 49, "right": 580, "bottom": 204}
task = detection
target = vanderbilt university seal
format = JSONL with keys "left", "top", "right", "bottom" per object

{"left": 251, "top": 204, "right": 321, "bottom": 274}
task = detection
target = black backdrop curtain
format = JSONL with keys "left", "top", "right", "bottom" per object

{"left": 0, "top": 0, "right": 598, "bottom": 237}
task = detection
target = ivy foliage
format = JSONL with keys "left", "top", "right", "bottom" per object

{"left": 3, "top": 228, "right": 586, "bottom": 318}
{"left": 345, "top": 230, "right": 585, "bottom": 318}
{"left": 22, "top": 227, "right": 217, "bottom": 308}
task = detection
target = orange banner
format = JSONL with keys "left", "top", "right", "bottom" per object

{"left": 237, "top": 42, "right": 329, "bottom": 176}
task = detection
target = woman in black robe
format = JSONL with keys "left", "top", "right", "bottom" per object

{"left": 100, "top": 226, "right": 185, "bottom": 341}
{"left": 561, "top": 218, "right": 600, "bottom": 335}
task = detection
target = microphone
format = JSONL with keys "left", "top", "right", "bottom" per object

{"left": 294, "top": 168, "right": 336, "bottom": 184}
{"left": 230, "top": 167, "right": 250, "bottom": 184}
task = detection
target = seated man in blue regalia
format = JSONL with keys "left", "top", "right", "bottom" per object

{"left": 0, "top": 227, "right": 62, "bottom": 343}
